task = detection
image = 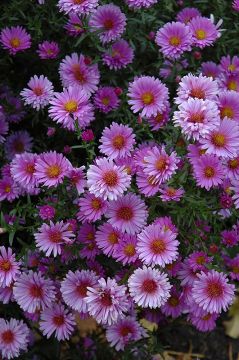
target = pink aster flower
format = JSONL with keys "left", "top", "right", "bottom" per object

{"left": 0, "top": 176, "right": 19, "bottom": 202}
{"left": 4, "top": 131, "right": 33, "bottom": 160}
{"left": 125, "top": 0, "right": 158, "bottom": 8}
{"left": 61, "top": 269, "right": 99, "bottom": 313}
{"left": 219, "top": 55, "right": 239, "bottom": 75}
{"left": 10, "top": 151, "right": 38, "bottom": 187}
{"left": 137, "top": 224, "right": 179, "bottom": 267}
{"left": 114, "top": 234, "right": 138, "bottom": 265}
{"left": 0, "top": 318, "right": 30, "bottom": 359}
{"left": 38, "top": 205, "right": 55, "bottom": 220}
{"left": 85, "top": 277, "right": 129, "bottom": 325}
{"left": 192, "top": 270, "right": 235, "bottom": 313}
{"left": 99, "top": 122, "right": 135, "bottom": 160}
{"left": 0, "top": 284, "right": 14, "bottom": 304}
{"left": 48, "top": 86, "right": 94, "bottom": 131}
{"left": 161, "top": 286, "right": 186, "bottom": 318}
{"left": 226, "top": 255, "right": 239, "bottom": 280}
{"left": 143, "top": 146, "right": 179, "bottom": 185}
{"left": 189, "top": 16, "right": 219, "bottom": 49}
{"left": 59, "top": 53, "right": 100, "bottom": 94}
{"left": 64, "top": 13, "right": 84, "bottom": 37}
{"left": 153, "top": 216, "right": 178, "bottom": 235}
{"left": 37, "top": 40, "right": 60, "bottom": 59}
{"left": 192, "top": 154, "right": 224, "bottom": 190}
{"left": 155, "top": 21, "right": 193, "bottom": 59}
{"left": 221, "top": 229, "right": 238, "bottom": 247}
{"left": 77, "top": 192, "right": 108, "bottom": 222}
{"left": 102, "top": 39, "right": 134, "bottom": 70}
{"left": 13, "top": 271, "right": 56, "bottom": 313}
{"left": 128, "top": 266, "right": 171, "bottom": 308}
{"left": 106, "top": 317, "right": 146, "bottom": 351}
{"left": 0, "top": 26, "right": 31, "bottom": 55}
{"left": 87, "top": 157, "right": 131, "bottom": 201}
{"left": 201, "top": 61, "right": 221, "bottom": 79}
{"left": 159, "top": 186, "right": 184, "bottom": 202}
{"left": 0, "top": 112, "right": 8, "bottom": 143}
{"left": 173, "top": 98, "right": 220, "bottom": 141}
{"left": 219, "top": 73, "right": 239, "bottom": 92}
{"left": 233, "top": 0, "right": 239, "bottom": 11}
{"left": 128, "top": 76, "right": 169, "bottom": 118}
{"left": 177, "top": 259, "right": 199, "bottom": 286}
{"left": 136, "top": 170, "right": 161, "bottom": 197}
{"left": 40, "top": 303, "right": 75, "bottom": 340}
{"left": 34, "top": 151, "right": 71, "bottom": 187}
{"left": 146, "top": 104, "right": 170, "bottom": 131}
{"left": 94, "top": 87, "right": 120, "bottom": 113}
{"left": 106, "top": 193, "right": 148, "bottom": 235}
{"left": 225, "top": 157, "right": 239, "bottom": 180}
{"left": 58, "top": 0, "right": 98, "bottom": 15}
{"left": 89, "top": 4, "right": 126, "bottom": 44}
{"left": 0, "top": 247, "right": 20, "bottom": 288}
{"left": 78, "top": 223, "right": 100, "bottom": 260}
{"left": 189, "top": 310, "right": 218, "bottom": 332}
{"left": 67, "top": 166, "right": 86, "bottom": 194}
{"left": 187, "top": 251, "right": 212, "bottom": 272}
{"left": 200, "top": 119, "right": 239, "bottom": 159}
{"left": 175, "top": 73, "right": 218, "bottom": 105}
{"left": 176, "top": 7, "right": 201, "bottom": 24}
{"left": 217, "top": 90, "right": 239, "bottom": 122}
{"left": 34, "top": 221, "right": 75, "bottom": 257}
{"left": 95, "top": 223, "right": 122, "bottom": 257}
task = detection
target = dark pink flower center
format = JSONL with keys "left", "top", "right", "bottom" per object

{"left": 117, "top": 206, "right": 133, "bottom": 221}
{"left": 141, "top": 279, "right": 157, "bottom": 293}
{"left": 2, "top": 330, "right": 14, "bottom": 344}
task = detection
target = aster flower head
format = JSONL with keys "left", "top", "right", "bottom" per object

{"left": 146, "top": 103, "right": 170, "bottom": 131}
{"left": 85, "top": 277, "right": 129, "bottom": 325}
{"left": 95, "top": 223, "right": 122, "bottom": 257}
{"left": 21, "top": 75, "right": 54, "bottom": 110}
{"left": 153, "top": 216, "right": 178, "bottom": 235}
{"left": 225, "top": 156, "right": 239, "bottom": 181}
{"left": 37, "top": 41, "right": 60, "bottom": 59}
{"left": 217, "top": 90, "right": 239, "bottom": 122}
{"left": 233, "top": 0, "right": 239, "bottom": 11}
{"left": 0, "top": 318, "right": 30, "bottom": 359}
{"left": 115, "top": 234, "right": 139, "bottom": 265}
{"left": 38, "top": 205, "right": 55, "bottom": 220}
{"left": 125, "top": 0, "right": 158, "bottom": 8}
{"left": 34, "top": 221, "right": 75, "bottom": 257}
{"left": 89, "top": 4, "right": 126, "bottom": 44}
{"left": 176, "top": 7, "right": 201, "bottom": 24}
{"left": 155, "top": 21, "right": 193, "bottom": 59}
{"left": 13, "top": 271, "right": 56, "bottom": 313}
{"left": 106, "top": 193, "right": 148, "bottom": 235}
{"left": 59, "top": 53, "right": 100, "bottom": 94}
{"left": 77, "top": 192, "right": 108, "bottom": 223}
{"left": 128, "top": 75, "right": 169, "bottom": 118}
{"left": 192, "top": 154, "right": 224, "bottom": 190}
{"left": 102, "top": 39, "right": 134, "bottom": 70}
{"left": 64, "top": 13, "right": 84, "bottom": 37}
{"left": 128, "top": 266, "right": 172, "bottom": 308}
{"left": 0, "top": 112, "right": 8, "bottom": 143}
{"left": 58, "top": 0, "right": 99, "bottom": 15}
{"left": 99, "top": 122, "right": 135, "bottom": 160}
{"left": 67, "top": 166, "right": 86, "bottom": 194}
{"left": 189, "top": 16, "right": 220, "bottom": 48}
{"left": 159, "top": 186, "right": 184, "bottom": 202}
{"left": 137, "top": 224, "right": 179, "bottom": 267}
{"left": 4, "top": 131, "right": 33, "bottom": 161}
{"left": 192, "top": 270, "right": 235, "bottom": 313}
{"left": 187, "top": 251, "right": 212, "bottom": 272}
{"left": 40, "top": 303, "right": 75, "bottom": 341}
{"left": 136, "top": 169, "right": 161, "bottom": 197}
{"left": 221, "top": 229, "right": 238, "bottom": 247}
{"left": 0, "top": 26, "right": 31, "bottom": 55}
{"left": 173, "top": 98, "right": 220, "bottom": 141}
{"left": 200, "top": 119, "right": 239, "bottom": 159}
{"left": 94, "top": 86, "right": 120, "bottom": 113}
{"left": 219, "top": 55, "right": 239, "bottom": 75}
{"left": 161, "top": 286, "right": 186, "bottom": 318}
{"left": 49, "top": 86, "right": 94, "bottom": 131}
{"left": 35, "top": 151, "right": 71, "bottom": 187}
{"left": 219, "top": 73, "right": 239, "bottom": 92}
{"left": 189, "top": 309, "right": 218, "bottom": 332}
{"left": 87, "top": 157, "right": 131, "bottom": 201}
{"left": 78, "top": 223, "right": 100, "bottom": 260}
{"left": 10, "top": 152, "right": 38, "bottom": 189}
{"left": 106, "top": 317, "right": 146, "bottom": 351}
{"left": 61, "top": 269, "right": 99, "bottom": 313}
{"left": 0, "top": 246, "right": 20, "bottom": 288}
{"left": 0, "top": 176, "right": 19, "bottom": 202}
{"left": 201, "top": 61, "right": 221, "bottom": 79}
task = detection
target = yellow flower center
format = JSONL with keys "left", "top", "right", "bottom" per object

{"left": 169, "top": 36, "right": 181, "bottom": 46}
{"left": 64, "top": 100, "right": 78, "bottom": 113}
{"left": 212, "top": 132, "right": 226, "bottom": 147}
{"left": 101, "top": 97, "right": 110, "bottom": 106}
{"left": 221, "top": 106, "right": 234, "bottom": 119}
{"left": 228, "top": 81, "right": 237, "bottom": 91}
{"left": 46, "top": 165, "right": 61, "bottom": 178}
{"left": 112, "top": 135, "right": 125, "bottom": 150}
{"left": 195, "top": 29, "right": 206, "bottom": 40}
{"left": 204, "top": 166, "right": 215, "bottom": 178}
{"left": 10, "top": 37, "right": 21, "bottom": 48}
{"left": 141, "top": 92, "right": 154, "bottom": 105}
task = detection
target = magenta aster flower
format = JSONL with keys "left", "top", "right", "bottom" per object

{"left": 0, "top": 112, "right": 8, "bottom": 143}
{"left": 217, "top": 90, "right": 239, "bottom": 122}
{"left": 99, "top": 122, "right": 135, "bottom": 160}
{"left": 159, "top": 186, "right": 184, "bottom": 202}
{"left": 94, "top": 87, "right": 120, "bottom": 113}
{"left": 61, "top": 269, "right": 99, "bottom": 313}
{"left": 200, "top": 119, "right": 239, "bottom": 159}
{"left": 114, "top": 234, "right": 138, "bottom": 265}
{"left": 233, "top": 0, "right": 239, "bottom": 11}
{"left": 201, "top": 61, "right": 221, "bottom": 79}
{"left": 0, "top": 318, "right": 30, "bottom": 359}
{"left": 59, "top": 53, "right": 100, "bottom": 94}
{"left": 10, "top": 152, "right": 38, "bottom": 189}
{"left": 173, "top": 98, "right": 220, "bottom": 141}
{"left": 77, "top": 192, "right": 108, "bottom": 223}
{"left": 161, "top": 286, "right": 186, "bottom": 318}
{"left": 137, "top": 224, "right": 179, "bottom": 267}
{"left": 67, "top": 166, "right": 86, "bottom": 194}
{"left": 0, "top": 26, "right": 31, "bottom": 55}
{"left": 0, "top": 246, "right": 20, "bottom": 288}
{"left": 221, "top": 229, "right": 238, "bottom": 247}
{"left": 143, "top": 146, "right": 179, "bottom": 185}
{"left": 13, "top": 271, "right": 56, "bottom": 313}
{"left": 106, "top": 193, "right": 148, "bottom": 235}
{"left": 89, "top": 4, "right": 126, "bottom": 44}
{"left": 146, "top": 104, "right": 170, "bottom": 131}
{"left": 64, "top": 13, "right": 84, "bottom": 37}
{"left": 34, "top": 221, "right": 75, "bottom": 257}
{"left": 125, "top": 0, "right": 158, "bottom": 8}
{"left": 225, "top": 157, "right": 239, "bottom": 180}
{"left": 128, "top": 266, "right": 171, "bottom": 308}
{"left": 40, "top": 303, "right": 75, "bottom": 341}
{"left": 95, "top": 223, "right": 122, "bottom": 257}
{"left": 87, "top": 157, "right": 131, "bottom": 201}
{"left": 136, "top": 170, "right": 161, "bottom": 197}
{"left": 85, "top": 277, "right": 129, "bottom": 325}
{"left": 58, "top": 0, "right": 98, "bottom": 15}
{"left": 176, "top": 7, "right": 201, "bottom": 24}
{"left": 0, "top": 176, "right": 19, "bottom": 202}
{"left": 78, "top": 223, "right": 100, "bottom": 260}
{"left": 106, "top": 317, "right": 146, "bottom": 351}
{"left": 81, "top": 129, "right": 94, "bottom": 142}
{"left": 128, "top": 76, "right": 169, "bottom": 118}
{"left": 192, "top": 270, "right": 235, "bottom": 313}
{"left": 187, "top": 251, "right": 212, "bottom": 272}
{"left": 219, "top": 73, "right": 239, "bottom": 92}
{"left": 189, "top": 16, "right": 219, "bottom": 48}
{"left": 4, "top": 131, "right": 33, "bottom": 160}
{"left": 175, "top": 74, "right": 218, "bottom": 105}
{"left": 34, "top": 151, "right": 71, "bottom": 187}
{"left": 226, "top": 255, "right": 239, "bottom": 280}
{"left": 153, "top": 216, "right": 178, "bottom": 235}
{"left": 189, "top": 310, "right": 218, "bottom": 332}
{"left": 155, "top": 21, "right": 193, "bottom": 59}
{"left": 102, "top": 39, "right": 134, "bottom": 70}
{"left": 38, "top": 205, "right": 55, "bottom": 220}
{"left": 192, "top": 154, "right": 224, "bottom": 190}
{"left": 231, "top": 180, "right": 239, "bottom": 208}
{"left": 37, "top": 40, "right": 60, "bottom": 59}
{"left": 219, "top": 55, "right": 239, "bottom": 75}
{"left": 48, "top": 86, "right": 94, "bottom": 131}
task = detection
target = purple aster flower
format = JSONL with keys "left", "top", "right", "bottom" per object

{"left": 58, "top": 0, "right": 99, "bottom": 15}
{"left": 161, "top": 286, "right": 186, "bottom": 318}
{"left": 114, "top": 234, "right": 139, "bottom": 265}
{"left": 159, "top": 186, "right": 184, "bottom": 202}
{"left": 125, "top": 0, "right": 158, "bottom": 8}
{"left": 176, "top": 7, "right": 201, "bottom": 24}
{"left": 189, "top": 16, "right": 220, "bottom": 48}
{"left": 21, "top": 75, "right": 54, "bottom": 110}
{"left": 221, "top": 229, "right": 238, "bottom": 247}
{"left": 102, "top": 39, "right": 134, "bottom": 70}
{"left": 77, "top": 192, "right": 108, "bottom": 222}
{"left": 67, "top": 166, "right": 86, "bottom": 194}
{"left": 0, "top": 246, "right": 20, "bottom": 288}
{"left": 219, "top": 55, "right": 239, "bottom": 75}
{"left": 95, "top": 223, "right": 122, "bottom": 257}
{"left": 4, "top": 131, "right": 33, "bottom": 161}
{"left": 201, "top": 61, "right": 221, "bottom": 79}
{"left": 94, "top": 87, "right": 120, "bottom": 113}
{"left": 64, "top": 13, "right": 84, "bottom": 37}
{"left": 37, "top": 41, "right": 60, "bottom": 59}
{"left": 233, "top": 0, "right": 239, "bottom": 11}
{"left": 192, "top": 154, "right": 224, "bottom": 190}
{"left": 0, "top": 177, "right": 19, "bottom": 202}
{"left": 10, "top": 152, "right": 38, "bottom": 189}
{"left": 0, "top": 26, "right": 31, "bottom": 55}
{"left": 187, "top": 251, "right": 212, "bottom": 272}
{"left": 217, "top": 90, "right": 239, "bottom": 122}
{"left": 146, "top": 103, "right": 170, "bottom": 131}
{"left": 0, "top": 111, "right": 8, "bottom": 143}
{"left": 136, "top": 169, "right": 161, "bottom": 197}
{"left": 38, "top": 205, "right": 55, "bottom": 220}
